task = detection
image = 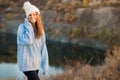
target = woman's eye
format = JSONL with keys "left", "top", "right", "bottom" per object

{"left": 34, "top": 14, "right": 37, "bottom": 16}
{"left": 29, "top": 13, "right": 37, "bottom": 17}
{"left": 29, "top": 14, "right": 32, "bottom": 17}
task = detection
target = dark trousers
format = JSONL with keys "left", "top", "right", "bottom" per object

{"left": 23, "top": 70, "right": 40, "bottom": 80}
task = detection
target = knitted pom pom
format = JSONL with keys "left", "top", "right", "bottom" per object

{"left": 23, "top": 1, "right": 31, "bottom": 10}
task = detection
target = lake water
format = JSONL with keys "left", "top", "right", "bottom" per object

{"left": 0, "top": 63, "right": 64, "bottom": 80}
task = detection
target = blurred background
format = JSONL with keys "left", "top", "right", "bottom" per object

{"left": 0, "top": 0, "right": 120, "bottom": 80}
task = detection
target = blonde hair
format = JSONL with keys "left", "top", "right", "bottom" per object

{"left": 35, "top": 13, "right": 43, "bottom": 39}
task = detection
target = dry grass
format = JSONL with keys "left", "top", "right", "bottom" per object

{"left": 49, "top": 46, "right": 120, "bottom": 80}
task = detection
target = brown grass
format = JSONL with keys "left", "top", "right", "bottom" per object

{"left": 49, "top": 46, "right": 120, "bottom": 80}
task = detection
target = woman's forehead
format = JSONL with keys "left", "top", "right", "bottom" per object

{"left": 29, "top": 12, "right": 37, "bottom": 15}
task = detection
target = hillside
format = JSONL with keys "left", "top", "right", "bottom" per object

{"left": 0, "top": 0, "right": 120, "bottom": 63}
{"left": 0, "top": 0, "right": 120, "bottom": 46}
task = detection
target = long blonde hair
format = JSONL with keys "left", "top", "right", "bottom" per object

{"left": 34, "top": 13, "right": 43, "bottom": 39}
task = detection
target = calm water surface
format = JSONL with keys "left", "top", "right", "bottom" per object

{"left": 0, "top": 63, "right": 63, "bottom": 80}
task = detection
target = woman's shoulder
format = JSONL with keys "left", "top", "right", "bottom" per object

{"left": 19, "top": 23, "right": 25, "bottom": 27}
{"left": 17, "top": 23, "right": 26, "bottom": 31}
{"left": 18, "top": 22, "right": 25, "bottom": 28}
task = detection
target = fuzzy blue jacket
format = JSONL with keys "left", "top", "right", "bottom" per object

{"left": 17, "top": 19, "right": 49, "bottom": 75}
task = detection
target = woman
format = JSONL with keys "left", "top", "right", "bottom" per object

{"left": 17, "top": 1, "right": 49, "bottom": 80}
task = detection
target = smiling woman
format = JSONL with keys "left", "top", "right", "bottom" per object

{"left": 17, "top": 1, "right": 49, "bottom": 80}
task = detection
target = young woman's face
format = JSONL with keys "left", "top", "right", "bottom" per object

{"left": 28, "top": 12, "right": 37, "bottom": 24}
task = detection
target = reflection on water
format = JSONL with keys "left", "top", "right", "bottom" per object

{"left": 0, "top": 63, "right": 63, "bottom": 80}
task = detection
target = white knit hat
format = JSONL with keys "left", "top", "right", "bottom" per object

{"left": 23, "top": 1, "right": 40, "bottom": 18}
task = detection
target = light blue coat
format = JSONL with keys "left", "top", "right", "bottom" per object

{"left": 17, "top": 19, "right": 49, "bottom": 75}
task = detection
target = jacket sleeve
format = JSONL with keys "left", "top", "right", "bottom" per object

{"left": 40, "top": 30, "right": 49, "bottom": 76}
{"left": 17, "top": 22, "right": 34, "bottom": 45}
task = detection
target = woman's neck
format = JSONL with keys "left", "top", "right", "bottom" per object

{"left": 31, "top": 23, "right": 35, "bottom": 27}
